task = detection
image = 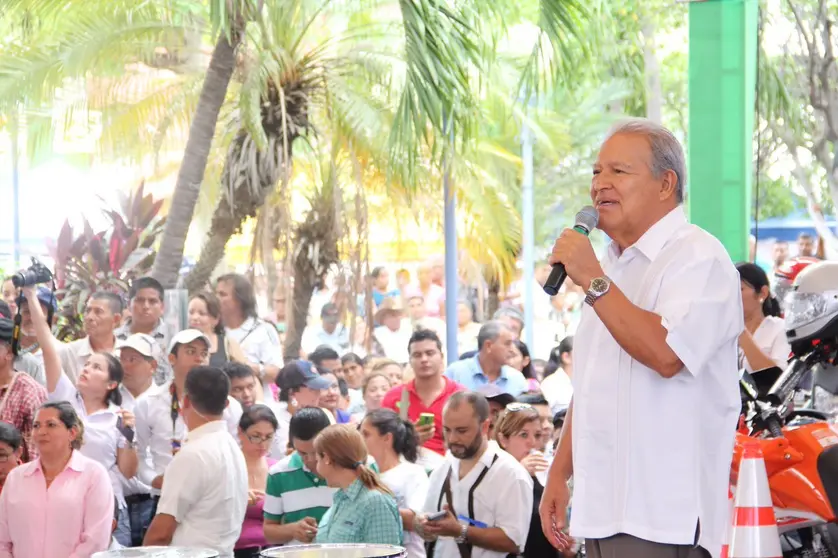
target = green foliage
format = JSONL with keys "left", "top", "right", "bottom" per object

{"left": 46, "top": 182, "right": 166, "bottom": 341}
{"left": 753, "top": 174, "right": 804, "bottom": 221}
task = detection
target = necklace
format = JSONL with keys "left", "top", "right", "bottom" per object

{"left": 248, "top": 460, "right": 267, "bottom": 485}
{"left": 19, "top": 342, "right": 39, "bottom": 355}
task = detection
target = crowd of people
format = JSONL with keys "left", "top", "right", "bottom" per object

{"left": 0, "top": 263, "right": 577, "bottom": 558}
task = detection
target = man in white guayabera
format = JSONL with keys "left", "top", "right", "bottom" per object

{"left": 539, "top": 118, "right": 742, "bottom": 558}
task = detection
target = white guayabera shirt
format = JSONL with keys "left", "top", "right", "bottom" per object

{"left": 570, "top": 207, "right": 743, "bottom": 558}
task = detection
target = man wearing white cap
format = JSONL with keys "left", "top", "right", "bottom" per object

{"left": 118, "top": 333, "right": 159, "bottom": 412}
{"left": 134, "top": 329, "right": 243, "bottom": 500}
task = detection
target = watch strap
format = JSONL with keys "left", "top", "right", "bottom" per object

{"left": 455, "top": 522, "right": 468, "bottom": 543}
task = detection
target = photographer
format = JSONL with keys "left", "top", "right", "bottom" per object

{"left": 15, "top": 286, "right": 57, "bottom": 368}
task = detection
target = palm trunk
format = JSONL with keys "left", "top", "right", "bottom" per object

{"left": 260, "top": 202, "right": 279, "bottom": 299}
{"left": 151, "top": 31, "right": 240, "bottom": 288}
{"left": 487, "top": 278, "right": 500, "bottom": 318}
{"left": 183, "top": 196, "right": 240, "bottom": 293}
{"left": 284, "top": 256, "right": 316, "bottom": 360}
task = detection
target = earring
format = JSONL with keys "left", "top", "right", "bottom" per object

{"left": 759, "top": 298, "right": 765, "bottom": 303}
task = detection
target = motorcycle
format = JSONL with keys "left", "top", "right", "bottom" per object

{"left": 735, "top": 354, "right": 838, "bottom": 557}
{"left": 783, "top": 260, "right": 838, "bottom": 419}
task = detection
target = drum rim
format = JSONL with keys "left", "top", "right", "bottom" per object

{"left": 260, "top": 543, "right": 406, "bottom": 556}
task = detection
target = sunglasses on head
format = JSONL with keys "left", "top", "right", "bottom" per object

{"left": 505, "top": 402, "right": 533, "bottom": 412}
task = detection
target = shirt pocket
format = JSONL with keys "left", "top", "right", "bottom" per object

{"left": 325, "top": 512, "right": 364, "bottom": 543}
{"left": 470, "top": 489, "right": 495, "bottom": 527}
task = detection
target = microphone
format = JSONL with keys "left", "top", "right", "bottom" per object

{"left": 543, "top": 206, "right": 599, "bottom": 296}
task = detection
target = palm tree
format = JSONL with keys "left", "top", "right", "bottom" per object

{"left": 0, "top": 0, "right": 590, "bottom": 282}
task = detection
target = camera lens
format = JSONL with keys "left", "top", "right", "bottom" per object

{"left": 10, "top": 271, "right": 31, "bottom": 288}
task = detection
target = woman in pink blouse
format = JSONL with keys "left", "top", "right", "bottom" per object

{"left": 235, "top": 404, "right": 278, "bottom": 557}
{"left": 0, "top": 401, "right": 114, "bottom": 557}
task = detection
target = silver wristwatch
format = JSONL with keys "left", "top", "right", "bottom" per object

{"left": 455, "top": 523, "right": 469, "bottom": 544}
{"left": 584, "top": 276, "right": 612, "bottom": 306}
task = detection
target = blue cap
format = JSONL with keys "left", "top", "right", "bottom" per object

{"left": 278, "top": 360, "right": 332, "bottom": 391}
{"left": 16, "top": 286, "right": 57, "bottom": 313}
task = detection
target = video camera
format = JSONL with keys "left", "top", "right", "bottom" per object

{"left": 10, "top": 258, "right": 53, "bottom": 288}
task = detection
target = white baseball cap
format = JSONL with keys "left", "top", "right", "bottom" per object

{"left": 168, "top": 329, "right": 211, "bottom": 354}
{"left": 118, "top": 333, "right": 157, "bottom": 359}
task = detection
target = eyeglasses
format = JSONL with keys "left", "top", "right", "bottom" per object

{"left": 245, "top": 432, "right": 275, "bottom": 445}
{"left": 0, "top": 452, "right": 14, "bottom": 463}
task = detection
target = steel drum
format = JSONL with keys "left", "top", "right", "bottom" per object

{"left": 92, "top": 548, "right": 219, "bottom": 558}
{"left": 261, "top": 544, "right": 407, "bottom": 558}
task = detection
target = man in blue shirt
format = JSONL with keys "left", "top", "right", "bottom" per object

{"left": 444, "top": 321, "right": 528, "bottom": 396}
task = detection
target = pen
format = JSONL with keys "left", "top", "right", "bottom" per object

{"left": 457, "top": 514, "right": 488, "bottom": 528}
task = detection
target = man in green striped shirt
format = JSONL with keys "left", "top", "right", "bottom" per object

{"left": 264, "top": 407, "right": 336, "bottom": 545}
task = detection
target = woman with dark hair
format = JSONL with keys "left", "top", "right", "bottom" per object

{"left": 30, "top": 285, "right": 138, "bottom": 546}
{"left": 314, "top": 424, "right": 403, "bottom": 545}
{"left": 216, "top": 274, "right": 283, "bottom": 393}
{"left": 188, "top": 291, "right": 249, "bottom": 368}
{"left": 509, "top": 340, "right": 539, "bottom": 392}
{"left": 235, "top": 404, "right": 279, "bottom": 557}
{"left": 540, "top": 335, "right": 574, "bottom": 415}
{"left": 341, "top": 352, "right": 366, "bottom": 413}
{"left": 736, "top": 262, "right": 790, "bottom": 372}
{"left": 0, "top": 401, "right": 114, "bottom": 556}
{"left": 361, "top": 409, "right": 429, "bottom": 558}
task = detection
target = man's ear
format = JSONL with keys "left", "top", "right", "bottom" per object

{"left": 658, "top": 169, "right": 678, "bottom": 201}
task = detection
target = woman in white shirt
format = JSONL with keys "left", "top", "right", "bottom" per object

{"left": 737, "top": 262, "right": 791, "bottom": 373}
{"left": 361, "top": 408, "right": 430, "bottom": 558}
{"left": 26, "top": 286, "right": 138, "bottom": 546}
{"left": 540, "top": 336, "right": 574, "bottom": 416}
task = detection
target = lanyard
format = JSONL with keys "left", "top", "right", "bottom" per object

{"left": 169, "top": 382, "right": 181, "bottom": 450}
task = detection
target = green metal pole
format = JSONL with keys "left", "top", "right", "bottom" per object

{"left": 688, "top": 0, "right": 758, "bottom": 262}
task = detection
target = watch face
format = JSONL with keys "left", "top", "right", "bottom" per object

{"left": 591, "top": 277, "right": 609, "bottom": 294}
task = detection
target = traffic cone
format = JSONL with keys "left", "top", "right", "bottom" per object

{"left": 721, "top": 487, "right": 733, "bottom": 558}
{"left": 729, "top": 443, "right": 782, "bottom": 558}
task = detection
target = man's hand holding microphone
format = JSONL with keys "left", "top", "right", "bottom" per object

{"left": 544, "top": 206, "right": 603, "bottom": 295}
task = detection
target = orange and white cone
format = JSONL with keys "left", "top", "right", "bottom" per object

{"left": 729, "top": 444, "right": 782, "bottom": 558}
{"left": 721, "top": 487, "right": 734, "bottom": 558}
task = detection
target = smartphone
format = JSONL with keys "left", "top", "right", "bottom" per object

{"left": 116, "top": 416, "right": 135, "bottom": 444}
{"left": 418, "top": 413, "right": 435, "bottom": 428}
{"left": 426, "top": 510, "right": 447, "bottom": 521}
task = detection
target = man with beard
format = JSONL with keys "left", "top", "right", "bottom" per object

{"left": 417, "top": 391, "right": 532, "bottom": 558}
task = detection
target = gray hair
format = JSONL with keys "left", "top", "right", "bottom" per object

{"left": 491, "top": 307, "right": 523, "bottom": 327}
{"left": 606, "top": 118, "right": 686, "bottom": 203}
{"left": 477, "top": 320, "right": 511, "bottom": 350}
